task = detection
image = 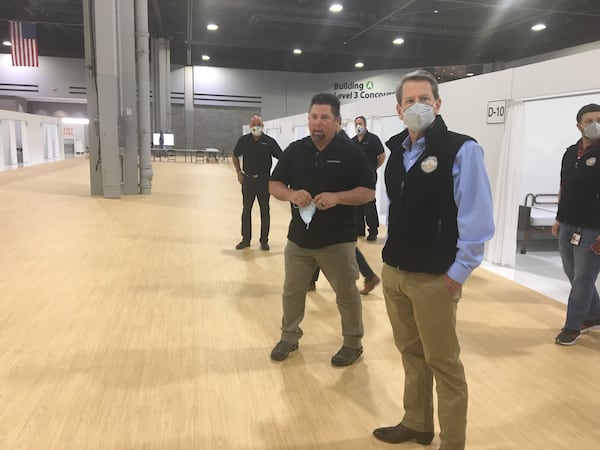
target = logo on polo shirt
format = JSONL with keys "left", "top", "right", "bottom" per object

{"left": 586, "top": 156, "right": 597, "bottom": 167}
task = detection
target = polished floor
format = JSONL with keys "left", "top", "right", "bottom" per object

{"left": 1, "top": 158, "right": 599, "bottom": 450}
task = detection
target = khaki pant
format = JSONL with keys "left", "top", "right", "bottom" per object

{"left": 279, "top": 240, "right": 363, "bottom": 348}
{"left": 382, "top": 263, "right": 467, "bottom": 450}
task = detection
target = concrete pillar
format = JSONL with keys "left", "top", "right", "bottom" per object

{"left": 184, "top": 65, "right": 194, "bottom": 149}
{"left": 83, "top": 0, "right": 154, "bottom": 197}
{"left": 83, "top": 0, "right": 103, "bottom": 195}
{"left": 135, "top": 0, "right": 153, "bottom": 194}
{"left": 117, "top": 0, "right": 141, "bottom": 195}
{"left": 84, "top": 0, "right": 122, "bottom": 198}
{"left": 152, "top": 37, "right": 172, "bottom": 133}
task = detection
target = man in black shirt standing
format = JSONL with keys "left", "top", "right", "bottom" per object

{"left": 352, "top": 116, "right": 386, "bottom": 241}
{"left": 269, "top": 93, "right": 375, "bottom": 366}
{"left": 232, "top": 115, "right": 283, "bottom": 251}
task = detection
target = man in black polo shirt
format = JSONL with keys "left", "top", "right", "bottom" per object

{"left": 232, "top": 115, "right": 283, "bottom": 251}
{"left": 352, "top": 116, "right": 386, "bottom": 241}
{"left": 269, "top": 93, "right": 375, "bottom": 366}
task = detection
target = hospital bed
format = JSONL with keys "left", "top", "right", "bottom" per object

{"left": 517, "top": 193, "right": 559, "bottom": 254}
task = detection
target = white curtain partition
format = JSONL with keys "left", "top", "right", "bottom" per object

{"left": 484, "top": 101, "right": 526, "bottom": 266}
{"left": 370, "top": 116, "right": 390, "bottom": 224}
{"left": 43, "top": 123, "right": 60, "bottom": 159}
{"left": 51, "top": 124, "right": 61, "bottom": 158}
{"left": 294, "top": 125, "right": 307, "bottom": 140}
{"left": 0, "top": 120, "right": 6, "bottom": 169}
{"left": 11, "top": 120, "right": 21, "bottom": 164}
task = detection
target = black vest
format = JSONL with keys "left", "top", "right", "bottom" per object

{"left": 557, "top": 141, "right": 600, "bottom": 228}
{"left": 383, "top": 116, "right": 472, "bottom": 273}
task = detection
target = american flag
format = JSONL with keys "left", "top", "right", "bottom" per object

{"left": 10, "top": 21, "right": 39, "bottom": 67}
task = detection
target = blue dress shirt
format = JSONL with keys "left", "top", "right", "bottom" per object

{"left": 402, "top": 135, "right": 495, "bottom": 283}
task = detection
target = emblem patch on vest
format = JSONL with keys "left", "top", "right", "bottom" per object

{"left": 420, "top": 156, "right": 438, "bottom": 173}
{"left": 586, "top": 157, "right": 597, "bottom": 167}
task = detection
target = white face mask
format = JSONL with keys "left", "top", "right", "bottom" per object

{"left": 402, "top": 102, "right": 436, "bottom": 132}
{"left": 251, "top": 125, "right": 263, "bottom": 137}
{"left": 583, "top": 122, "right": 600, "bottom": 140}
{"left": 298, "top": 202, "right": 316, "bottom": 229}
{"left": 355, "top": 125, "right": 365, "bottom": 135}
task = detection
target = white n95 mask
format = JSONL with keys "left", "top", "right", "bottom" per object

{"left": 403, "top": 103, "right": 435, "bottom": 132}
{"left": 298, "top": 202, "right": 316, "bottom": 229}
{"left": 251, "top": 126, "right": 263, "bottom": 137}
{"left": 583, "top": 122, "right": 600, "bottom": 140}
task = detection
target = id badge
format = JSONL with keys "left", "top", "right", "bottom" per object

{"left": 570, "top": 232, "right": 581, "bottom": 246}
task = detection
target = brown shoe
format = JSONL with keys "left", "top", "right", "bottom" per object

{"left": 360, "top": 274, "right": 380, "bottom": 295}
{"left": 373, "top": 423, "right": 434, "bottom": 445}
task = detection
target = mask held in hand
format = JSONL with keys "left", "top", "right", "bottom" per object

{"left": 298, "top": 202, "right": 317, "bottom": 229}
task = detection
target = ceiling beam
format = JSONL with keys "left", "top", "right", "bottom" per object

{"left": 436, "top": 0, "right": 600, "bottom": 18}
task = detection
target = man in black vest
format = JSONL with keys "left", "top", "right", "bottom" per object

{"left": 372, "top": 70, "right": 494, "bottom": 450}
{"left": 552, "top": 103, "right": 600, "bottom": 345}
{"left": 352, "top": 116, "right": 386, "bottom": 241}
{"left": 232, "top": 115, "right": 283, "bottom": 251}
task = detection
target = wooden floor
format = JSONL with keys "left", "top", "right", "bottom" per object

{"left": 0, "top": 158, "right": 599, "bottom": 450}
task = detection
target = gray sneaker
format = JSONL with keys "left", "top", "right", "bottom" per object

{"left": 581, "top": 319, "right": 600, "bottom": 333}
{"left": 331, "top": 346, "right": 363, "bottom": 366}
{"left": 555, "top": 328, "right": 580, "bottom": 345}
{"left": 270, "top": 341, "right": 298, "bottom": 361}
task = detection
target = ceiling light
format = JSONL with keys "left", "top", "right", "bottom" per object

{"left": 329, "top": 3, "right": 343, "bottom": 13}
{"left": 202, "top": 54, "right": 210, "bottom": 61}
{"left": 293, "top": 48, "right": 302, "bottom": 55}
{"left": 393, "top": 38, "right": 405, "bottom": 45}
{"left": 2, "top": 40, "right": 11, "bottom": 46}
{"left": 61, "top": 118, "right": 89, "bottom": 125}
{"left": 531, "top": 23, "right": 546, "bottom": 31}
{"left": 207, "top": 23, "right": 219, "bottom": 31}
{"left": 354, "top": 61, "right": 364, "bottom": 69}
{"left": 434, "top": 10, "right": 439, "bottom": 14}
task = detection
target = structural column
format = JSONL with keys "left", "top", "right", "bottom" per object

{"left": 83, "top": 0, "right": 153, "bottom": 197}
{"left": 184, "top": 65, "right": 194, "bottom": 149}
{"left": 151, "top": 37, "right": 172, "bottom": 134}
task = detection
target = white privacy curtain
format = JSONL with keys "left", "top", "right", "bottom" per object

{"left": 43, "top": 123, "right": 60, "bottom": 159}
{"left": 370, "top": 116, "right": 390, "bottom": 225}
{"left": 484, "top": 101, "right": 525, "bottom": 266}
{"left": 293, "top": 124, "right": 307, "bottom": 140}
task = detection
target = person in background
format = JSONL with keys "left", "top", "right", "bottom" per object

{"left": 373, "top": 70, "right": 494, "bottom": 450}
{"left": 308, "top": 246, "right": 380, "bottom": 295}
{"left": 269, "top": 93, "right": 375, "bottom": 366}
{"left": 352, "top": 116, "right": 386, "bottom": 241}
{"left": 232, "top": 115, "right": 283, "bottom": 251}
{"left": 159, "top": 130, "right": 166, "bottom": 157}
{"left": 308, "top": 120, "right": 382, "bottom": 294}
{"left": 552, "top": 103, "right": 600, "bottom": 345}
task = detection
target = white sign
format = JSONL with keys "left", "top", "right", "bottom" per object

{"left": 486, "top": 100, "right": 506, "bottom": 124}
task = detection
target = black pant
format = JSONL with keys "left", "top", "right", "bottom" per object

{"left": 355, "top": 201, "right": 379, "bottom": 237}
{"left": 241, "top": 175, "right": 270, "bottom": 244}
